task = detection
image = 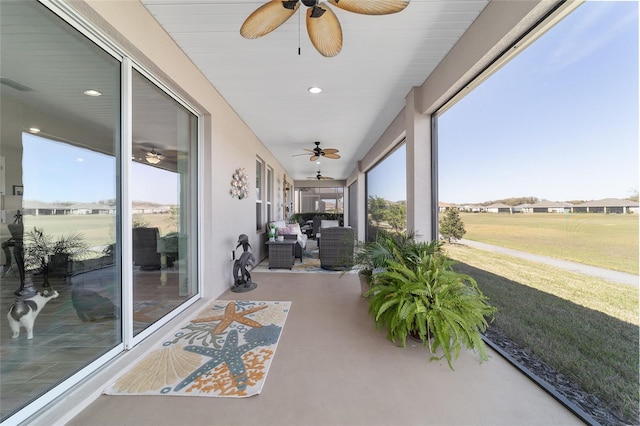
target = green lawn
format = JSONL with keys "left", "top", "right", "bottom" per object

{"left": 22, "top": 213, "right": 174, "bottom": 249}
{"left": 459, "top": 212, "right": 638, "bottom": 275}
{"left": 445, "top": 243, "right": 639, "bottom": 423}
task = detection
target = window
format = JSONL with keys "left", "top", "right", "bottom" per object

{"left": 437, "top": 3, "right": 638, "bottom": 423}
{"left": 256, "top": 158, "right": 263, "bottom": 231}
{"left": 266, "top": 166, "right": 273, "bottom": 224}
{"left": 294, "top": 187, "right": 344, "bottom": 214}
{"left": 366, "top": 143, "right": 406, "bottom": 241}
{"left": 348, "top": 182, "right": 358, "bottom": 233}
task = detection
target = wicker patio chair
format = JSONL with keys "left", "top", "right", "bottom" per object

{"left": 319, "top": 227, "right": 355, "bottom": 270}
{"left": 132, "top": 227, "right": 161, "bottom": 270}
{"left": 311, "top": 216, "right": 325, "bottom": 238}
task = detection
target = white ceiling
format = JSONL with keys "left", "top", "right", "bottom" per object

{"left": 139, "top": 0, "right": 490, "bottom": 181}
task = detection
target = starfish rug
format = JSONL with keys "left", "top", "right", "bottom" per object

{"left": 104, "top": 300, "right": 291, "bottom": 398}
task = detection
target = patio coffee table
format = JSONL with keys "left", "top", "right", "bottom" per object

{"left": 266, "top": 240, "right": 297, "bottom": 269}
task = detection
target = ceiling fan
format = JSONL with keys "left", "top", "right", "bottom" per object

{"left": 307, "top": 170, "right": 334, "bottom": 180}
{"left": 136, "top": 143, "right": 179, "bottom": 166}
{"left": 240, "top": 0, "right": 410, "bottom": 57}
{"left": 145, "top": 149, "right": 164, "bottom": 165}
{"left": 295, "top": 141, "right": 341, "bottom": 161}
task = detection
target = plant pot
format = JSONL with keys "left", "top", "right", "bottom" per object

{"left": 359, "top": 272, "right": 371, "bottom": 298}
{"left": 50, "top": 253, "right": 71, "bottom": 276}
{"left": 408, "top": 330, "right": 423, "bottom": 343}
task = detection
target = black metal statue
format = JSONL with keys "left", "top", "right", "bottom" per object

{"left": 6, "top": 210, "right": 35, "bottom": 297}
{"left": 231, "top": 234, "right": 257, "bottom": 293}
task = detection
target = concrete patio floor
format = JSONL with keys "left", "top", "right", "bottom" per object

{"left": 65, "top": 271, "right": 581, "bottom": 426}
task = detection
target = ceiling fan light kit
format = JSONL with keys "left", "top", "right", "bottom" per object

{"left": 240, "top": 0, "right": 410, "bottom": 57}
{"left": 145, "top": 149, "right": 163, "bottom": 164}
{"left": 308, "top": 170, "right": 333, "bottom": 180}
{"left": 295, "top": 141, "right": 341, "bottom": 162}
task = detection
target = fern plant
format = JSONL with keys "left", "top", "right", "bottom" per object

{"left": 352, "top": 231, "right": 441, "bottom": 276}
{"left": 367, "top": 251, "right": 496, "bottom": 369}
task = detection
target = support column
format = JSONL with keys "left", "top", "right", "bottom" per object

{"left": 405, "top": 88, "right": 433, "bottom": 241}
{"left": 356, "top": 165, "right": 366, "bottom": 242}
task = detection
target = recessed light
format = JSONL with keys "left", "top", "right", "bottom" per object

{"left": 316, "top": 161, "right": 321, "bottom": 165}
{"left": 83, "top": 89, "right": 102, "bottom": 97}
{"left": 29, "top": 127, "right": 40, "bottom": 133}
{"left": 308, "top": 86, "right": 322, "bottom": 94}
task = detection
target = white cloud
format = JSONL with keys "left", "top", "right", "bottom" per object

{"left": 544, "top": 2, "right": 636, "bottom": 72}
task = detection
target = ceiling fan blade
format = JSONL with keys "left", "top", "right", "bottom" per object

{"left": 321, "top": 148, "right": 339, "bottom": 154}
{"left": 323, "top": 153, "right": 341, "bottom": 159}
{"left": 240, "top": 1, "right": 299, "bottom": 39}
{"left": 310, "top": 155, "right": 320, "bottom": 162}
{"left": 327, "top": 0, "right": 409, "bottom": 15}
{"left": 306, "top": 3, "right": 342, "bottom": 57}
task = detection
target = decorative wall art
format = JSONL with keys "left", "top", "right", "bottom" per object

{"left": 230, "top": 168, "right": 249, "bottom": 200}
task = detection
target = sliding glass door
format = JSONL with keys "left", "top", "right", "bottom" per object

{"left": 0, "top": 2, "right": 199, "bottom": 422}
{"left": 0, "top": 2, "right": 121, "bottom": 420}
{"left": 131, "top": 69, "right": 198, "bottom": 336}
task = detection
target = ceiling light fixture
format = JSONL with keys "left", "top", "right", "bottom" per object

{"left": 308, "top": 86, "right": 322, "bottom": 94}
{"left": 83, "top": 89, "right": 102, "bottom": 97}
{"left": 145, "top": 149, "right": 164, "bottom": 165}
{"left": 29, "top": 127, "right": 40, "bottom": 133}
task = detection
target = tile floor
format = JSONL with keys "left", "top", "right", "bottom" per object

{"left": 0, "top": 263, "right": 190, "bottom": 422}
{"left": 65, "top": 271, "right": 581, "bottom": 426}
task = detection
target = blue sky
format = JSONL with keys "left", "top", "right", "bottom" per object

{"left": 22, "top": 133, "right": 178, "bottom": 204}
{"left": 20, "top": 2, "right": 638, "bottom": 206}
{"left": 367, "top": 144, "right": 407, "bottom": 202}
{"left": 438, "top": 1, "right": 638, "bottom": 204}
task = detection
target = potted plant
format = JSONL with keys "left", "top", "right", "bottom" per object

{"left": 366, "top": 247, "right": 496, "bottom": 369}
{"left": 25, "top": 227, "right": 89, "bottom": 280}
{"left": 267, "top": 223, "right": 277, "bottom": 242}
{"left": 351, "top": 231, "right": 439, "bottom": 297}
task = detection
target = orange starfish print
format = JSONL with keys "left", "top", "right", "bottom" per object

{"left": 192, "top": 301, "right": 267, "bottom": 333}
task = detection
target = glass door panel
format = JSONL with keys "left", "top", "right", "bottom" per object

{"left": 0, "top": 2, "right": 121, "bottom": 420}
{"left": 131, "top": 70, "right": 197, "bottom": 336}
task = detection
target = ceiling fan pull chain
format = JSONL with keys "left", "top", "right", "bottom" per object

{"left": 298, "top": 6, "right": 301, "bottom": 55}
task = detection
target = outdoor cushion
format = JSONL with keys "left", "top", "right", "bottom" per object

{"left": 320, "top": 220, "right": 339, "bottom": 229}
{"left": 272, "top": 221, "right": 307, "bottom": 249}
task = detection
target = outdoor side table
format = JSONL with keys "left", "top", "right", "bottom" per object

{"left": 266, "top": 240, "right": 297, "bottom": 269}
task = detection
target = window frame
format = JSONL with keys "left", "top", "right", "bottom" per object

{"left": 256, "top": 157, "right": 264, "bottom": 232}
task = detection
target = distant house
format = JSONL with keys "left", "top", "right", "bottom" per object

{"left": 527, "top": 201, "right": 573, "bottom": 213}
{"left": 459, "top": 204, "right": 483, "bottom": 213}
{"left": 519, "top": 204, "right": 533, "bottom": 213}
{"left": 21, "top": 200, "right": 117, "bottom": 216}
{"left": 22, "top": 200, "right": 71, "bottom": 216}
{"left": 485, "top": 203, "right": 513, "bottom": 213}
{"left": 69, "top": 203, "right": 116, "bottom": 215}
{"left": 438, "top": 201, "right": 454, "bottom": 213}
{"left": 572, "top": 198, "right": 638, "bottom": 214}
{"left": 132, "top": 204, "right": 171, "bottom": 214}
